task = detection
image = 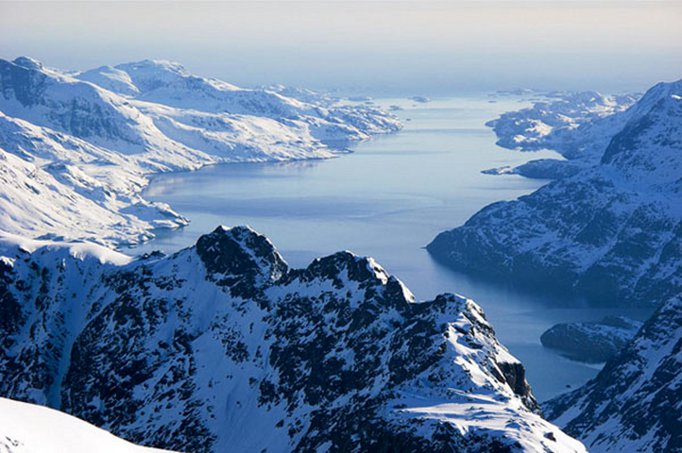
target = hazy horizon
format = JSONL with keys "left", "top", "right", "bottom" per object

{"left": 1, "top": 1, "right": 681, "bottom": 96}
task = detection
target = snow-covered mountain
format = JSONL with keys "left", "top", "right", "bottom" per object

{"left": 0, "top": 57, "right": 400, "bottom": 246}
{"left": 488, "top": 91, "right": 638, "bottom": 158}
{"left": 544, "top": 294, "right": 682, "bottom": 452}
{"left": 428, "top": 79, "right": 682, "bottom": 306}
{"left": 0, "top": 226, "right": 585, "bottom": 453}
{"left": 72, "top": 59, "right": 400, "bottom": 148}
{"left": 0, "top": 397, "right": 173, "bottom": 453}
{"left": 484, "top": 91, "right": 638, "bottom": 179}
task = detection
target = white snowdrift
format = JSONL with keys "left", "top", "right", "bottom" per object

{"left": 0, "top": 397, "right": 173, "bottom": 453}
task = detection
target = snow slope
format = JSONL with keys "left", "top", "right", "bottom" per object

{"left": 428, "top": 79, "right": 682, "bottom": 306}
{"left": 0, "top": 397, "right": 172, "bottom": 453}
{"left": 0, "top": 112, "right": 188, "bottom": 245}
{"left": 0, "top": 57, "right": 400, "bottom": 246}
{"left": 0, "top": 226, "right": 585, "bottom": 453}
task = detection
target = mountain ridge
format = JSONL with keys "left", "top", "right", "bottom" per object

{"left": 0, "top": 225, "right": 585, "bottom": 453}
{"left": 428, "top": 78, "right": 682, "bottom": 307}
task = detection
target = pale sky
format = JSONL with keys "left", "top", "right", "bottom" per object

{"left": 1, "top": 1, "right": 681, "bottom": 95}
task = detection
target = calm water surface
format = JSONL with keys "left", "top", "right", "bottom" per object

{"left": 129, "top": 97, "right": 650, "bottom": 401}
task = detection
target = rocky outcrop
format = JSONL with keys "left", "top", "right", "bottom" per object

{"left": 482, "top": 158, "right": 583, "bottom": 180}
{"left": 544, "top": 295, "right": 682, "bottom": 452}
{"left": 540, "top": 316, "right": 642, "bottom": 363}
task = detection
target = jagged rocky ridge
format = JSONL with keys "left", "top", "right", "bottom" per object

{"left": 544, "top": 294, "right": 682, "bottom": 452}
{"left": 0, "top": 57, "right": 400, "bottom": 246}
{"left": 540, "top": 316, "right": 642, "bottom": 363}
{"left": 0, "top": 226, "right": 585, "bottom": 452}
{"left": 428, "top": 79, "right": 682, "bottom": 307}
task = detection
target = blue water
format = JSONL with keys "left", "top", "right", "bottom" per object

{"left": 129, "top": 96, "right": 650, "bottom": 401}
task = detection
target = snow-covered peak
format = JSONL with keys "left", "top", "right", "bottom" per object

{"left": 601, "top": 78, "right": 682, "bottom": 187}
{"left": 111, "top": 59, "right": 303, "bottom": 114}
{"left": 0, "top": 57, "right": 163, "bottom": 153}
{"left": 290, "top": 250, "right": 418, "bottom": 305}
{"left": 113, "top": 59, "right": 241, "bottom": 94}
{"left": 121, "top": 59, "right": 187, "bottom": 74}
{"left": 12, "top": 56, "right": 43, "bottom": 71}
{"left": 620, "top": 78, "right": 682, "bottom": 119}
{"left": 195, "top": 225, "right": 289, "bottom": 289}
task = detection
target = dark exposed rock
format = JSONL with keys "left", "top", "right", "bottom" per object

{"left": 481, "top": 158, "right": 584, "bottom": 180}
{"left": 544, "top": 295, "right": 682, "bottom": 452}
{"left": 540, "top": 316, "right": 643, "bottom": 363}
{"left": 0, "top": 226, "right": 584, "bottom": 452}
